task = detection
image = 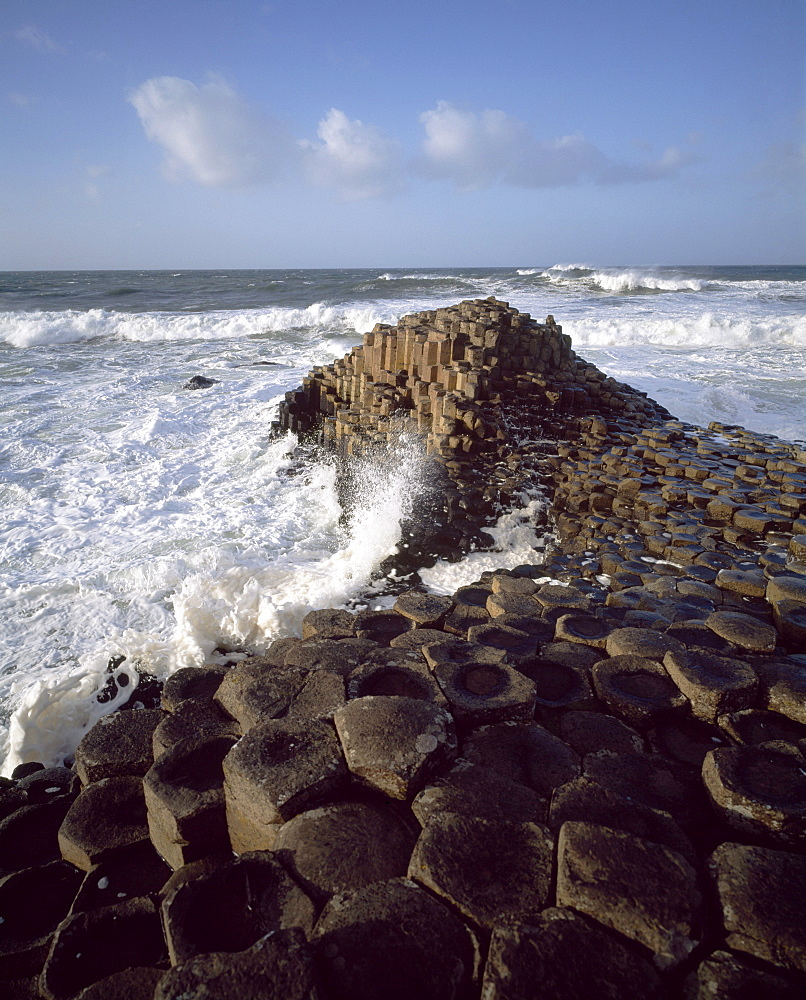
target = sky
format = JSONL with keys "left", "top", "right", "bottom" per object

{"left": 1, "top": 0, "right": 804, "bottom": 268}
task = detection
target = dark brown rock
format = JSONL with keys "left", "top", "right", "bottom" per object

{"left": 39, "top": 897, "right": 165, "bottom": 1000}
{"left": 583, "top": 751, "right": 706, "bottom": 831}
{"left": 408, "top": 811, "right": 553, "bottom": 931}
{"left": 0, "top": 800, "right": 72, "bottom": 875}
{"left": 223, "top": 718, "right": 347, "bottom": 851}
{"left": 703, "top": 743, "right": 806, "bottom": 845}
{"left": 347, "top": 658, "right": 445, "bottom": 705}
{"left": 161, "top": 666, "right": 228, "bottom": 712}
{"left": 73, "top": 967, "right": 165, "bottom": 1000}
{"left": 312, "top": 878, "right": 477, "bottom": 1000}
{"left": 70, "top": 841, "right": 171, "bottom": 913}
{"left": 161, "top": 852, "right": 315, "bottom": 966}
{"left": 411, "top": 760, "right": 547, "bottom": 827}
{"left": 431, "top": 658, "right": 536, "bottom": 725}
{"left": 152, "top": 698, "right": 239, "bottom": 757}
{"left": 74, "top": 709, "right": 165, "bottom": 785}
{"left": 0, "top": 861, "right": 82, "bottom": 980}
{"left": 144, "top": 734, "right": 237, "bottom": 870}
{"left": 58, "top": 775, "right": 150, "bottom": 871}
{"left": 548, "top": 776, "right": 695, "bottom": 863}
{"left": 592, "top": 655, "right": 687, "bottom": 727}
{"left": 663, "top": 648, "right": 758, "bottom": 722}
{"left": 154, "top": 928, "right": 315, "bottom": 1000}
{"left": 284, "top": 638, "right": 375, "bottom": 675}
{"left": 393, "top": 591, "right": 453, "bottom": 627}
{"left": 553, "top": 613, "right": 612, "bottom": 648}
{"left": 465, "top": 623, "right": 541, "bottom": 664}
{"left": 301, "top": 607, "right": 357, "bottom": 639}
{"left": 717, "top": 708, "right": 806, "bottom": 747}
{"left": 604, "top": 626, "right": 684, "bottom": 661}
{"left": 708, "top": 842, "right": 806, "bottom": 972}
{"left": 704, "top": 610, "right": 778, "bottom": 651}
{"left": 353, "top": 609, "right": 413, "bottom": 642}
{"left": 556, "top": 821, "right": 701, "bottom": 969}
{"left": 482, "top": 908, "right": 665, "bottom": 1000}
{"left": 422, "top": 637, "right": 506, "bottom": 667}
{"left": 334, "top": 696, "right": 455, "bottom": 800}
{"left": 214, "top": 661, "right": 309, "bottom": 730}
{"left": 272, "top": 800, "right": 417, "bottom": 903}
{"left": 646, "top": 717, "right": 727, "bottom": 769}
{"left": 756, "top": 659, "right": 806, "bottom": 723}
{"left": 15, "top": 767, "right": 78, "bottom": 807}
{"left": 683, "top": 949, "right": 804, "bottom": 1000}
{"left": 461, "top": 721, "right": 580, "bottom": 799}
{"left": 558, "top": 711, "right": 645, "bottom": 756}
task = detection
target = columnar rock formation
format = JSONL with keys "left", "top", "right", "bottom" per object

{"left": 276, "top": 298, "right": 670, "bottom": 458}
{"left": 277, "top": 298, "right": 673, "bottom": 563}
{"left": 1, "top": 302, "right": 805, "bottom": 999}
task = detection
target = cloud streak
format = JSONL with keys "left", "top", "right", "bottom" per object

{"left": 128, "top": 76, "right": 295, "bottom": 187}
{"left": 301, "top": 108, "right": 404, "bottom": 200}
{"left": 129, "top": 78, "right": 698, "bottom": 198}
{"left": 416, "top": 101, "right": 696, "bottom": 190}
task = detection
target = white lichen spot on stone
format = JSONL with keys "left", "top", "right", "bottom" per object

{"left": 415, "top": 733, "right": 438, "bottom": 754}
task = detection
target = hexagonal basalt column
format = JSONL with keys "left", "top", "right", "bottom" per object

{"left": 334, "top": 696, "right": 456, "bottom": 800}
{"left": 556, "top": 821, "right": 702, "bottom": 970}
{"left": 161, "top": 852, "right": 316, "bottom": 967}
{"left": 144, "top": 733, "right": 239, "bottom": 870}
{"left": 408, "top": 812, "right": 553, "bottom": 931}
{"left": 58, "top": 775, "right": 150, "bottom": 871}
{"left": 482, "top": 909, "right": 664, "bottom": 1000}
{"left": 312, "top": 878, "right": 477, "bottom": 1000}
{"left": 592, "top": 656, "right": 688, "bottom": 728}
{"left": 461, "top": 721, "right": 580, "bottom": 800}
{"left": 214, "top": 661, "right": 309, "bottom": 731}
{"left": 222, "top": 719, "right": 347, "bottom": 853}
{"left": 708, "top": 842, "right": 806, "bottom": 973}
{"left": 74, "top": 709, "right": 165, "bottom": 785}
{"left": 431, "top": 658, "right": 536, "bottom": 725}
{"left": 702, "top": 744, "right": 806, "bottom": 846}
{"left": 154, "top": 927, "right": 315, "bottom": 1000}
{"left": 663, "top": 649, "right": 758, "bottom": 723}
{"left": 272, "top": 801, "right": 418, "bottom": 904}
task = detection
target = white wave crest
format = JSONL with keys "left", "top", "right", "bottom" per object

{"left": 569, "top": 311, "right": 806, "bottom": 348}
{"left": 0, "top": 436, "right": 431, "bottom": 773}
{"left": 591, "top": 269, "right": 704, "bottom": 292}
{"left": 0, "top": 302, "right": 389, "bottom": 348}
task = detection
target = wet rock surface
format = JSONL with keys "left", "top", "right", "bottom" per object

{"left": 3, "top": 299, "right": 806, "bottom": 998}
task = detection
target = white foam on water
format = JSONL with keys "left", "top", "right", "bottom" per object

{"left": 0, "top": 302, "right": 393, "bottom": 349}
{"left": 567, "top": 311, "right": 806, "bottom": 349}
{"left": 419, "top": 498, "right": 549, "bottom": 595}
{"left": 0, "top": 423, "right": 430, "bottom": 773}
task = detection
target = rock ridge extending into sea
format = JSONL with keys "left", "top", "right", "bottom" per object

{"left": 1, "top": 299, "right": 805, "bottom": 999}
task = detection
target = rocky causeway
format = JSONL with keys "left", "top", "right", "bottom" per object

{"left": 1, "top": 299, "right": 805, "bottom": 999}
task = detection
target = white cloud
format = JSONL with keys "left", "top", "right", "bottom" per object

{"left": 597, "top": 145, "right": 698, "bottom": 185}
{"left": 417, "top": 100, "right": 695, "bottom": 190}
{"left": 14, "top": 25, "right": 59, "bottom": 52}
{"left": 418, "top": 102, "right": 532, "bottom": 190}
{"left": 302, "top": 109, "right": 403, "bottom": 200}
{"left": 128, "top": 76, "right": 294, "bottom": 187}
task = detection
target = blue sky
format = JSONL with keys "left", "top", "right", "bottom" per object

{"left": 1, "top": 0, "right": 803, "bottom": 268}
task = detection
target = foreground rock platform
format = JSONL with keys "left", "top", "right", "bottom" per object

{"left": 2, "top": 299, "right": 805, "bottom": 999}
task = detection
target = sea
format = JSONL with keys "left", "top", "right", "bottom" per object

{"left": 1, "top": 265, "right": 804, "bottom": 774}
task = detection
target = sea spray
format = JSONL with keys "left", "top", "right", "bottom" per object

{"left": 0, "top": 436, "right": 433, "bottom": 773}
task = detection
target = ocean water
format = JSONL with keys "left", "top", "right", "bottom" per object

{"left": 1, "top": 265, "right": 804, "bottom": 773}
